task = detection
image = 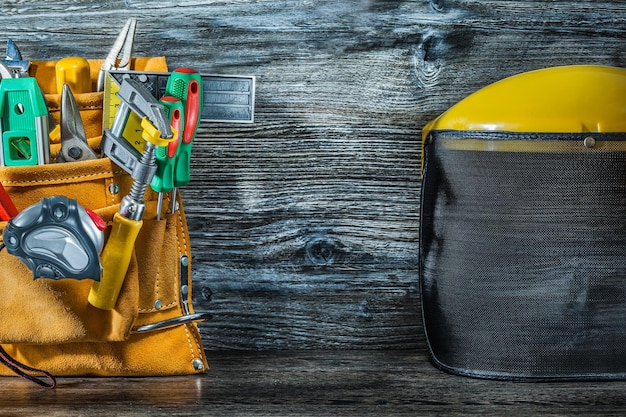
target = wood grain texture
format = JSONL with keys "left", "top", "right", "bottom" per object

{"left": 1, "top": 1, "right": 626, "bottom": 350}
{"left": 2, "top": 350, "right": 626, "bottom": 417}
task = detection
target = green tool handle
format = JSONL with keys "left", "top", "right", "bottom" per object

{"left": 165, "top": 68, "right": 203, "bottom": 188}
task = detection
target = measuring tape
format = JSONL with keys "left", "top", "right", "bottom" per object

{"left": 103, "top": 70, "right": 256, "bottom": 153}
{"left": 3, "top": 195, "right": 105, "bottom": 280}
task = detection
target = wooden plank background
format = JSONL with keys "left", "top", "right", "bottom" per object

{"left": 2, "top": 1, "right": 626, "bottom": 350}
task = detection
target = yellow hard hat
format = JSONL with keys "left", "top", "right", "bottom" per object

{"left": 421, "top": 65, "right": 626, "bottom": 171}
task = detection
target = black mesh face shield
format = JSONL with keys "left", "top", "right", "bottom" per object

{"left": 420, "top": 131, "right": 626, "bottom": 380}
{"left": 420, "top": 65, "right": 626, "bottom": 381}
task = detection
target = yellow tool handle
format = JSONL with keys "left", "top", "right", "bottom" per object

{"left": 88, "top": 212, "right": 143, "bottom": 310}
{"left": 55, "top": 56, "right": 91, "bottom": 94}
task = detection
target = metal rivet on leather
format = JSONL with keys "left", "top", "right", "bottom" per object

{"left": 108, "top": 183, "right": 120, "bottom": 195}
{"left": 192, "top": 359, "right": 204, "bottom": 370}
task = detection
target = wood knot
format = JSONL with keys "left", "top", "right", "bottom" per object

{"left": 411, "top": 32, "right": 443, "bottom": 89}
{"left": 430, "top": 0, "right": 446, "bottom": 12}
{"left": 201, "top": 286, "right": 214, "bottom": 302}
{"left": 359, "top": 301, "right": 373, "bottom": 322}
{"left": 305, "top": 235, "right": 339, "bottom": 265}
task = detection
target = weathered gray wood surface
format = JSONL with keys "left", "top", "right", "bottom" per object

{"left": 2, "top": 1, "right": 626, "bottom": 351}
{"left": 3, "top": 350, "right": 626, "bottom": 417}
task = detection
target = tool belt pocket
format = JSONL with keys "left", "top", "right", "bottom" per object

{"left": 0, "top": 57, "right": 187, "bottom": 345}
{"left": 0, "top": 153, "right": 185, "bottom": 345}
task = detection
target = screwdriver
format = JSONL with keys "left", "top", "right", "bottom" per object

{"left": 164, "top": 68, "right": 203, "bottom": 211}
{"left": 151, "top": 96, "right": 183, "bottom": 220}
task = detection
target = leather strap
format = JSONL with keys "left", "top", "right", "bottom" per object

{"left": 0, "top": 254, "right": 56, "bottom": 389}
{"left": 0, "top": 345, "right": 56, "bottom": 389}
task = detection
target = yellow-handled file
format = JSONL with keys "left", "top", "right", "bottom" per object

{"left": 88, "top": 212, "right": 142, "bottom": 310}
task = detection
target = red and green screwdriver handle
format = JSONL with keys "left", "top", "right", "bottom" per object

{"left": 151, "top": 68, "right": 203, "bottom": 219}
{"left": 152, "top": 96, "right": 183, "bottom": 219}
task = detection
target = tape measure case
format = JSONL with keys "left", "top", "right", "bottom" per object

{"left": 420, "top": 65, "right": 626, "bottom": 380}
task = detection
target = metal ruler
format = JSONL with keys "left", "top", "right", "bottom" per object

{"left": 103, "top": 70, "right": 255, "bottom": 152}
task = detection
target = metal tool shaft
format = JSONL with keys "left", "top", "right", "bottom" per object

{"left": 120, "top": 142, "right": 157, "bottom": 221}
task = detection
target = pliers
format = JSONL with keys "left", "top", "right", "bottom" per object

{"left": 57, "top": 84, "right": 97, "bottom": 163}
{"left": 96, "top": 17, "right": 136, "bottom": 92}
